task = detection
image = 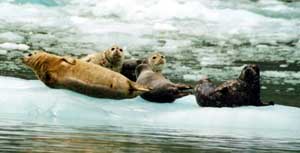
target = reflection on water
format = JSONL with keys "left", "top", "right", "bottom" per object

{"left": 1, "top": 121, "right": 299, "bottom": 153}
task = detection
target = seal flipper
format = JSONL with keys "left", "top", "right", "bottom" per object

{"left": 37, "top": 71, "right": 57, "bottom": 88}
{"left": 175, "top": 83, "right": 192, "bottom": 90}
{"left": 128, "top": 80, "right": 150, "bottom": 92}
{"left": 258, "top": 101, "right": 275, "bottom": 106}
{"left": 61, "top": 57, "right": 76, "bottom": 65}
{"left": 175, "top": 84, "right": 194, "bottom": 95}
{"left": 169, "top": 86, "right": 190, "bottom": 99}
{"left": 173, "top": 92, "right": 190, "bottom": 99}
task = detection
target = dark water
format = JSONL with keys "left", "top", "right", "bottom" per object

{"left": 0, "top": 120, "right": 299, "bottom": 153}
{"left": 0, "top": 0, "right": 300, "bottom": 152}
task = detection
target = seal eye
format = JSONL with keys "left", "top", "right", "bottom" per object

{"left": 161, "top": 56, "right": 165, "bottom": 59}
{"left": 28, "top": 53, "right": 32, "bottom": 57}
{"left": 152, "top": 56, "right": 156, "bottom": 59}
{"left": 111, "top": 48, "right": 115, "bottom": 51}
{"left": 119, "top": 49, "right": 123, "bottom": 52}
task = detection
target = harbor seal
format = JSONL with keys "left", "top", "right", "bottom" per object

{"left": 121, "top": 52, "right": 166, "bottom": 81}
{"left": 22, "top": 51, "right": 149, "bottom": 99}
{"left": 81, "top": 45, "right": 124, "bottom": 72}
{"left": 136, "top": 64, "right": 192, "bottom": 103}
{"left": 194, "top": 64, "right": 274, "bottom": 107}
{"left": 145, "top": 52, "right": 166, "bottom": 73}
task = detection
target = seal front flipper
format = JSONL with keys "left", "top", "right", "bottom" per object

{"left": 258, "top": 101, "right": 275, "bottom": 106}
{"left": 37, "top": 71, "right": 58, "bottom": 88}
{"left": 62, "top": 56, "right": 76, "bottom": 65}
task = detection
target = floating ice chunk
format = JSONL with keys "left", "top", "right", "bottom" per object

{"left": 183, "top": 74, "right": 207, "bottom": 81}
{"left": 0, "top": 49, "right": 7, "bottom": 55}
{"left": 0, "top": 43, "right": 29, "bottom": 50}
{"left": 261, "top": 86, "right": 267, "bottom": 90}
{"left": 279, "top": 64, "right": 288, "bottom": 68}
{"left": 0, "top": 32, "right": 24, "bottom": 43}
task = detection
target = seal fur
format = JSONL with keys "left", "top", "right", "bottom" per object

{"left": 136, "top": 64, "right": 192, "bottom": 103}
{"left": 194, "top": 64, "right": 274, "bottom": 107}
{"left": 22, "top": 51, "right": 149, "bottom": 99}
{"left": 121, "top": 52, "right": 166, "bottom": 81}
{"left": 81, "top": 45, "right": 124, "bottom": 72}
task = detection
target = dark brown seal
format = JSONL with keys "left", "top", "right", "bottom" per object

{"left": 136, "top": 64, "right": 192, "bottom": 103}
{"left": 194, "top": 64, "right": 274, "bottom": 107}
{"left": 22, "top": 51, "right": 149, "bottom": 99}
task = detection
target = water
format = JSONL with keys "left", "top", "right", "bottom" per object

{"left": 0, "top": 0, "right": 300, "bottom": 152}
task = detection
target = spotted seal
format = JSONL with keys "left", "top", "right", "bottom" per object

{"left": 81, "top": 45, "right": 124, "bottom": 72}
{"left": 194, "top": 64, "right": 274, "bottom": 107}
{"left": 136, "top": 64, "right": 192, "bottom": 103}
{"left": 121, "top": 52, "right": 166, "bottom": 81}
{"left": 22, "top": 51, "right": 149, "bottom": 99}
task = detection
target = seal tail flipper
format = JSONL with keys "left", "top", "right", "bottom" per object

{"left": 129, "top": 81, "right": 150, "bottom": 92}
{"left": 175, "top": 84, "right": 193, "bottom": 90}
{"left": 260, "top": 101, "right": 275, "bottom": 106}
{"left": 178, "top": 88, "right": 194, "bottom": 95}
{"left": 173, "top": 92, "right": 190, "bottom": 99}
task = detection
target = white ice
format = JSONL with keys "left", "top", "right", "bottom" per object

{"left": 0, "top": 76, "right": 299, "bottom": 139}
{"left": 0, "top": 42, "right": 30, "bottom": 50}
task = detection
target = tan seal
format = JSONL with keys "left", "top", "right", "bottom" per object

{"left": 135, "top": 64, "right": 192, "bottom": 103}
{"left": 121, "top": 52, "right": 166, "bottom": 81}
{"left": 22, "top": 51, "right": 149, "bottom": 99}
{"left": 81, "top": 45, "right": 124, "bottom": 72}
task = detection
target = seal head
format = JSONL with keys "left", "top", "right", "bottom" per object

{"left": 147, "top": 52, "right": 166, "bottom": 73}
{"left": 81, "top": 45, "right": 125, "bottom": 72}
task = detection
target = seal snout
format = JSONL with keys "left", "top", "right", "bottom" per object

{"left": 111, "top": 45, "right": 124, "bottom": 57}
{"left": 21, "top": 53, "right": 32, "bottom": 63}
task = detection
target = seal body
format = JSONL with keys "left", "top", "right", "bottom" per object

{"left": 121, "top": 59, "right": 144, "bottom": 81}
{"left": 136, "top": 64, "right": 192, "bottom": 103}
{"left": 121, "top": 52, "right": 166, "bottom": 81}
{"left": 81, "top": 45, "right": 124, "bottom": 72}
{"left": 22, "top": 51, "right": 149, "bottom": 99}
{"left": 194, "top": 64, "right": 274, "bottom": 107}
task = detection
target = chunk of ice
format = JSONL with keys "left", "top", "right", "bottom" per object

{"left": 0, "top": 43, "right": 29, "bottom": 50}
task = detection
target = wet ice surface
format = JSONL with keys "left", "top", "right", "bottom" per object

{"left": 0, "top": 76, "right": 300, "bottom": 152}
{"left": 0, "top": 0, "right": 300, "bottom": 152}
